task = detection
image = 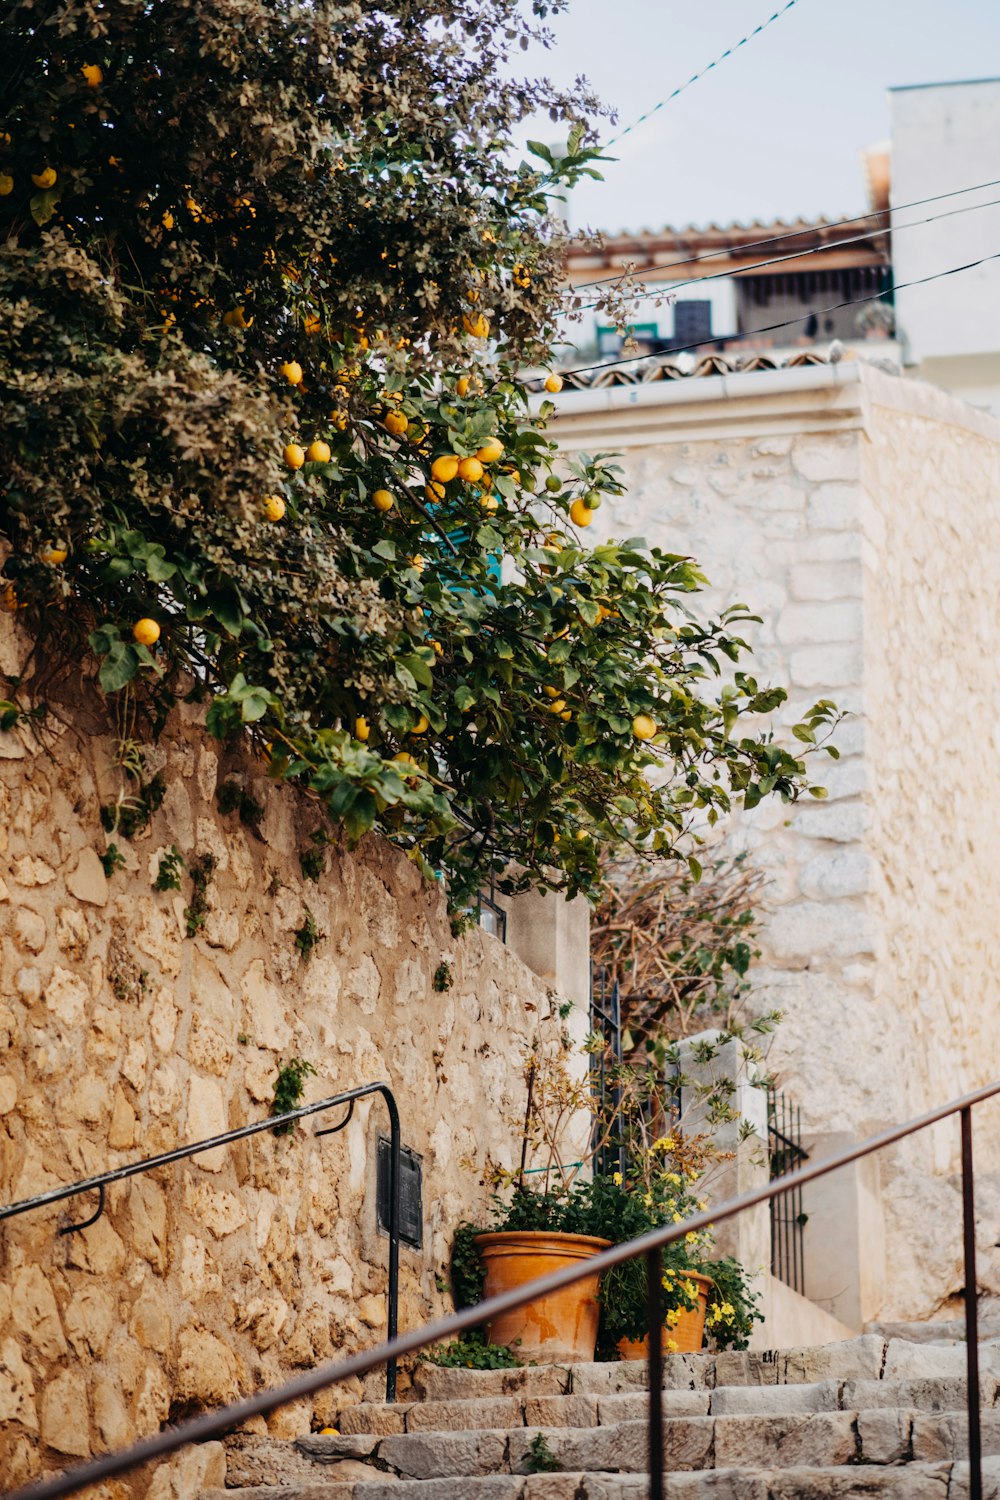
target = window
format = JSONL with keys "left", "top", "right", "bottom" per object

{"left": 672, "top": 299, "right": 713, "bottom": 349}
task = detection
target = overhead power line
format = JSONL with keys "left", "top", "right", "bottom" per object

{"left": 571, "top": 175, "right": 1000, "bottom": 294}
{"left": 571, "top": 193, "right": 1000, "bottom": 313}
{"left": 552, "top": 249, "right": 1000, "bottom": 382}
{"left": 605, "top": 0, "right": 804, "bottom": 150}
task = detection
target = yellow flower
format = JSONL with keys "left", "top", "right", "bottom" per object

{"left": 672, "top": 1212, "right": 683, "bottom": 1223}
{"left": 612, "top": 1172, "right": 623, "bottom": 1187}
{"left": 666, "top": 1338, "right": 679, "bottom": 1353}
{"left": 652, "top": 1136, "right": 676, "bottom": 1152}
{"left": 643, "top": 1193, "right": 653, "bottom": 1208}
{"left": 685, "top": 1231, "right": 699, "bottom": 1245}
{"left": 666, "top": 1172, "right": 682, "bottom": 1186}
{"left": 665, "top": 1307, "right": 681, "bottom": 1327}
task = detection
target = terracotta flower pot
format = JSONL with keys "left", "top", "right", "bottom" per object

{"left": 474, "top": 1230, "right": 612, "bottom": 1364}
{"left": 617, "top": 1270, "right": 714, "bottom": 1359}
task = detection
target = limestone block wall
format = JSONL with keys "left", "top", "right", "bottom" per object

{"left": 549, "top": 364, "right": 1000, "bottom": 1319}
{"left": 0, "top": 625, "right": 566, "bottom": 1492}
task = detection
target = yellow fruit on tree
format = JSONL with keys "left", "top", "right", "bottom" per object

{"left": 411, "top": 555, "right": 425, "bottom": 573}
{"left": 354, "top": 716, "right": 370, "bottom": 741}
{"left": 544, "top": 373, "right": 564, "bottom": 394}
{"left": 42, "top": 545, "right": 68, "bottom": 564}
{"left": 560, "top": 709, "right": 572, "bottom": 721}
{"left": 280, "top": 360, "right": 303, "bottom": 385}
{"left": 2, "top": 584, "right": 23, "bottom": 612}
{"left": 223, "top": 305, "right": 253, "bottom": 329}
{"left": 0, "top": 175, "right": 13, "bottom": 197}
{"left": 569, "top": 498, "right": 594, "bottom": 528}
{"left": 306, "top": 439, "right": 331, "bottom": 463}
{"left": 303, "top": 312, "right": 322, "bottom": 336}
{"left": 412, "top": 714, "right": 429, "bottom": 735}
{"left": 475, "top": 437, "right": 504, "bottom": 464}
{"left": 81, "top": 64, "right": 103, "bottom": 87}
{"left": 547, "top": 698, "right": 566, "bottom": 714}
{"left": 542, "top": 685, "right": 561, "bottom": 699}
{"left": 425, "top": 482, "right": 446, "bottom": 503}
{"left": 480, "top": 494, "right": 499, "bottom": 513}
{"left": 373, "top": 489, "right": 394, "bottom": 513}
{"left": 429, "top": 639, "right": 444, "bottom": 656}
{"left": 463, "top": 313, "right": 490, "bottom": 339}
{"left": 283, "top": 443, "right": 305, "bottom": 470}
{"left": 632, "top": 714, "right": 657, "bottom": 741}
{"left": 263, "top": 495, "right": 286, "bottom": 522}
{"left": 161, "top": 209, "right": 174, "bottom": 229}
{"left": 393, "top": 751, "right": 419, "bottom": 769}
{"left": 31, "top": 167, "right": 56, "bottom": 190}
{"left": 456, "top": 375, "right": 471, "bottom": 397}
{"left": 457, "top": 456, "right": 484, "bottom": 483}
{"left": 384, "top": 411, "right": 408, "bottom": 438}
{"left": 133, "top": 618, "right": 161, "bottom": 647}
{"left": 430, "top": 454, "right": 459, "bottom": 483}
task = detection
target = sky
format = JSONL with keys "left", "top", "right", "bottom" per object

{"left": 515, "top": 0, "right": 1000, "bottom": 235}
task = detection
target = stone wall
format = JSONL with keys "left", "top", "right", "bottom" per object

{"left": 0, "top": 617, "right": 569, "bottom": 1493}
{"left": 549, "top": 363, "right": 1000, "bottom": 1321}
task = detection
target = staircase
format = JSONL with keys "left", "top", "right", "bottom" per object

{"left": 207, "top": 1334, "right": 1000, "bottom": 1498}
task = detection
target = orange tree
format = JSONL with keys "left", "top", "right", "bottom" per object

{"left": 0, "top": 0, "right": 838, "bottom": 909}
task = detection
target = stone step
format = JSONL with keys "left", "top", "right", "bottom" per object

{"left": 335, "top": 1373, "right": 999, "bottom": 1434}
{"left": 224, "top": 1408, "right": 1000, "bottom": 1483}
{"left": 405, "top": 1336, "right": 990, "bottom": 1405}
{"left": 207, "top": 1455, "right": 1000, "bottom": 1499}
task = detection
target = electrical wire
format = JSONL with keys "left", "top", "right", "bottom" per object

{"left": 570, "top": 193, "right": 1000, "bottom": 314}
{"left": 605, "top": 0, "right": 804, "bottom": 149}
{"left": 571, "top": 175, "right": 1000, "bottom": 294}
{"left": 550, "top": 249, "right": 1000, "bottom": 382}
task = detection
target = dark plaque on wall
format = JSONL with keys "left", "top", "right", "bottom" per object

{"left": 376, "top": 1136, "right": 423, "bottom": 1250}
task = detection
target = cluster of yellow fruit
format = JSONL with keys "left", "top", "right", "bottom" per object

{"left": 283, "top": 440, "right": 330, "bottom": 469}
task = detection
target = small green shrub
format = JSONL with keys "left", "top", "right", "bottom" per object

{"left": 525, "top": 1433, "right": 562, "bottom": 1473}
{"left": 300, "top": 847, "right": 326, "bottom": 883}
{"left": 432, "top": 961, "right": 453, "bottom": 993}
{"left": 99, "top": 843, "right": 126, "bottom": 878}
{"left": 294, "top": 906, "right": 324, "bottom": 960}
{"left": 425, "top": 1334, "right": 520, "bottom": 1370}
{"left": 154, "top": 845, "right": 184, "bottom": 891}
{"left": 184, "top": 853, "right": 216, "bottom": 937}
{"left": 271, "top": 1058, "right": 318, "bottom": 1135}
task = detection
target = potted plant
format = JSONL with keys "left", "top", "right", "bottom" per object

{"left": 440, "top": 1037, "right": 762, "bottom": 1366}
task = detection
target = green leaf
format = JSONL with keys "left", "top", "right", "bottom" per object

{"left": 807, "top": 785, "right": 829, "bottom": 799}
{"left": 29, "top": 188, "right": 60, "bottom": 226}
{"left": 372, "top": 539, "right": 397, "bottom": 561}
{"left": 397, "top": 653, "right": 434, "bottom": 689}
{"left": 98, "top": 641, "right": 140, "bottom": 693}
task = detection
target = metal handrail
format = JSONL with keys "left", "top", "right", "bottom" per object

{"left": 0, "top": 1080, "right": 402, "bottom": 1402}
{"left": 6, "top": 1075, "right": 999, "bottom": 1500}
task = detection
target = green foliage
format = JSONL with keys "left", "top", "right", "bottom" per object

{"left": 154, "top": 844, "right": 184, "bottom": 891}
{"left": 184, "top": 852, "right": 215, "bottom": 936}
{"left": 294, "top": 906, "right": 323, "bottom": 960}
{"left": 270, "top": 1057, "right": 318, "bottom": 1135}
{"left": 299, "top": 847, "right": 326, "bottom": 883}
{"left": 525, "top": 1433, "right": 562, "bottom": 1473}
{"left": 100, "top": 770, "right": 166, "bottom": 840}
{"left": 98, "top": 843, "right": 126, "bottom": 878}
{"left": 217, "top": 779, "right": 264, "bottom": 832}
{"left": 424, "top": 1333, "right": 521, "bottom": 1370}
{"left": 0, "top": 0, "right": 838, "bottom": 911}
{"left": 450, "top": 1222, "right": 487, "bottom": 1313}
{"left": 432, "top": 962, "right": 453, "bottom": 993}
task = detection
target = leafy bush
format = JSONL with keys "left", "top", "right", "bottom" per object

{"left": 0, "top": 2, "right": 838, "bottom": 911}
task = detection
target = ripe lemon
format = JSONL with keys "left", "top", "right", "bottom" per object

{"left": 2, "top": 584, "right": 23, "bottom": 611}
{"left": 542, "top": 685, "right": 561, "bottom": 699}
{"left": 0, "top": 175, "right": 13, "bottom": 197}
{"left": 42, "top": 545, "right": 68, "bottom": 564}
{"left": 81, "top": 64, "right": 103, "bottom": 87}
{"left": 223, "top": 305, "right": 253, "bottom": 329}
{"left": 280, "top": 360, "right": 303, "bottom": 385}
{"left": 412, "top": 714, "right": 429, "bottom": 735}
{"left": 354, "top": 716, "right": 370, "bottom": 741}
{"left": 463, "top": 313, "right": 490, "bottom": 339}
{"left": 263, "top": 495, "right": 286, "bottom": 521}
{"left": 133, "top": 618, "right": 161, "bottom": 647}
{"left": 429, "top": 639, "right": 444, "bottom": 657}
{"left": 547, "top": 698, "right": 566, "bottom": 714}
{"left": 373, "top": 489, "right": 394, "bottom": 513}
{"left": 632, "top": 714, "right": 657, "bottom": 741}
{"left": 31, "top": 167, "right": 56, "bottom": 190}
{"left": 318, "top": 1427, "right": 339, "bottom": 1436}
{"left": 430, "top": 454, "right": 459, "bottom": 484}
{"left": 559, "top": 709, "right": 572, "bottom": 721}
{"left": 544, "top": 373, "right": 564, "bottom": 394}
{"left": 425, "top": 482, "right": 446, "bottom": 503}
{"left": 304, "top": 313, "right": 322, "bottom": 336}
{"left": 384, "top": 411, "right": 408, "bottom": 438}
{"left": 569, "top": 498, "right": 594, "bottom": 528}
{"left": 475, "top": 438, "right": 504, "bottom": 464}
{"left": 393, "top": 751, "right": 419, "bottom": 769}
{"left": 456, "top": 375, "right": 470, "bottom": 397}
{"left": 457, "top": 457, "right": 484, "bottom": 483}
{"left": 411, "top": 555, "right": 425, "bottom": 573}
{"left": 161, "top": 208, "right": 174, "bottom": 229}
{"left": 284, "top": 443, "right": 305, "bottom": 470}
{"left": 306, "top": 440, "right": 331, "bottom": 463}
{"left": 480, "top": 494, "right": 499, "bottom": 513}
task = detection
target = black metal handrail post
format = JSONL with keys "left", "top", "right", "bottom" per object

{"left": 0, "top": 1080, "right": 402, "bottom": 1401}
{"left": 5, "top": 1075, "right": 1000, "bottom": 1500}
{"left": 962, "top": 1105, "right": 982, "bottom": 1500}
